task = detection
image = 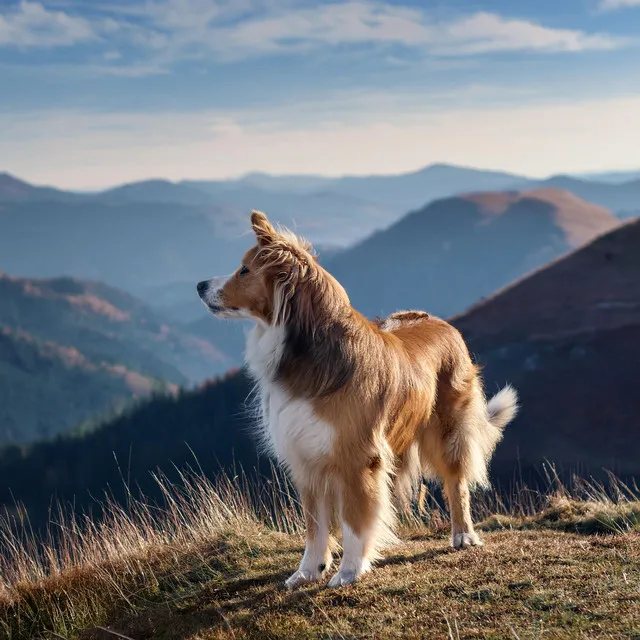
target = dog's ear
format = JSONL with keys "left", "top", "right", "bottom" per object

{"left": 251, "top": 210, "right": 276, "bottom": 247}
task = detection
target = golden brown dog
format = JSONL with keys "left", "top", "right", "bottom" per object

{"left": 197, "top": 210, "right": 518, "bottom": 588}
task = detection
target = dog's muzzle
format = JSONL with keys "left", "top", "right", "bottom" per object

{"left": 197, "top": 277, "right": 229, "bottom": 313}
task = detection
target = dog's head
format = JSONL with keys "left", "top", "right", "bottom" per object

{"left": 197, "top": 210, "right": 318, "bottom": 324}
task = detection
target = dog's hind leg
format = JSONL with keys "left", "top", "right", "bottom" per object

{"left": 417, "top": 382, "right": 489, "bottom": 549}
{"left": 442, "top": 470, "right": 483, "bottom": 549}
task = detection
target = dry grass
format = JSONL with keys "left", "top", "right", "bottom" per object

{"left": 1, "top": 468, "right": 639, "bottom": 639}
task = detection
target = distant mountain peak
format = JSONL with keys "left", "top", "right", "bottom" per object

{"left": 455, "top": 188, "right": 617, "bottom": 246}
{"left": 99, "top": 179, "right": 213, "bottom": 205}
{"left": 0, "top": 171, "right": 32, "bottom": 194}
{"left": 0, "top": 172, "right": 79, "bottom": 203}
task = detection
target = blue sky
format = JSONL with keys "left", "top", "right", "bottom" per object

{"left": 1, "top": 0, "right": 640, "bottom": 188}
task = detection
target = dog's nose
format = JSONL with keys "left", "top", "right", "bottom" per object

{"left": 197, "top": 281, "right": 208, "bottom": 295}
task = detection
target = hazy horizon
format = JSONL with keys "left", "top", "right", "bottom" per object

{"left": 3, "top": 159, "right": 640, "bottom": 193}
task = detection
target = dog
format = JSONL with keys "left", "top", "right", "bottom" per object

{"left": 197, "top": 210, "right": 518, "bottom": 589}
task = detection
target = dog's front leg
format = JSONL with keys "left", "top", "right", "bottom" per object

{"left": 328, "top": 454, "right": 394, "bottom": 587}
{"left": 285, "top": 487, "right": 333, "bottom": 589}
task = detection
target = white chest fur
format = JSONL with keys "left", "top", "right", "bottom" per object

{"left": 245, "top": 324, "right": 334, "bottom": 475}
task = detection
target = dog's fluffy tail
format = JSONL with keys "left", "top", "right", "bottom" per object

{"left": 486, "top": 384, "right": 519, "bottom": 430}
{"left": 460, "top": 384, "right": 519, "bottom": 489}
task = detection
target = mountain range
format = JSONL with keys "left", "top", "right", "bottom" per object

{"left": 0, "top": 163, "right": 637, "bottom": 449}
{"left": 184, "top": 163, "right": 528, "bottom": 214}
{"left": 2, "top": 164, "right": 638, "bottom": 317}
{"left": 1, "top": 218, "right": 637, "bottom": 528}
{"left": 319, "top": 188, "right": 620, "bottom": 319}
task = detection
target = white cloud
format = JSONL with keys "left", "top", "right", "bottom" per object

{"left": 600, "top": 0, "right": 640, "bottom": 9}
{"left": 150, "top": 2, "right": 624, "bottom": 60}
{"left": 432, "top": 12, "right": 618, "bottom": 55}
{"left": 22, "top": 0, "right": 622, "bottom": 62}
{"left": 0, "top": 1, "right": 95, "bottom": 47}
{"left": 2, "top": 92, "right": 640, "bottom": 189}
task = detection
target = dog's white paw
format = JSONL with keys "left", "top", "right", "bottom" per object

{"left": 452, "top": 531, "right": 484, "bottom": 549}
{"left": 285, "top": 558, "right": 332, "bottom": 589}
{"left": 327, "top": 559, "right": 370, "bottom": 588}
{"left": 327, "top": 569, "right": 358, "bottom": 587}
{"left": 285, "top": 569, "right": 317, "bottom": 589}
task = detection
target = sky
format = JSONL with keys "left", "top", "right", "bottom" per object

{"left": 1, "top": 0, "right": 640, "bottom": 189}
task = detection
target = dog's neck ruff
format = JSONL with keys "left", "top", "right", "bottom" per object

{"left": 245, "top": 321, "right": 285, "bottom": 384}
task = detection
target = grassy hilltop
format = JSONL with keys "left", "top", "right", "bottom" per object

{"left": 1, "top": 471, "right": 639, "bottom": 640}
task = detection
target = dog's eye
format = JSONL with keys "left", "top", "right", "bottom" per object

{"left": 239, "top": 266, "right": 249, "bottom": 276}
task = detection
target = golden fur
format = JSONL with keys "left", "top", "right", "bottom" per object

{"left": 198, "top": 210, "right": 519, "bottom": 588}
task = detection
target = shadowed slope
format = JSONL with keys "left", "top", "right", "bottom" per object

{"left": 453, "top": 219, "right": 640, "bottom": 481}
